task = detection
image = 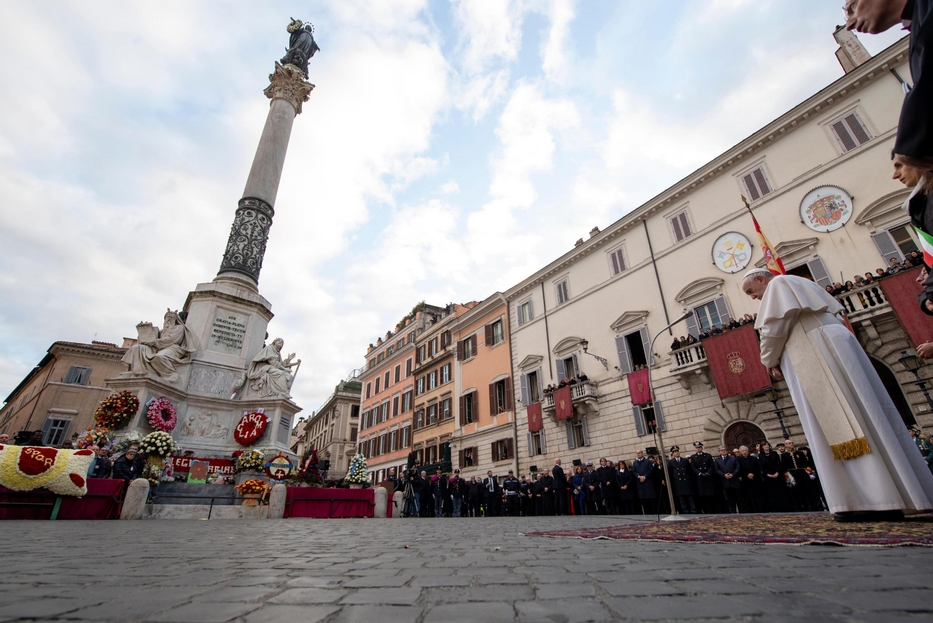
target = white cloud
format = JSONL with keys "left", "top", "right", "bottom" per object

{"left": 441, "top": 180, "right": 461, "bottom": 194}
{"left": 453, "top": 0, "right": 526, "bottom": 75}
{"left": 541, "top": 0, "right": 577, "bottom": 84}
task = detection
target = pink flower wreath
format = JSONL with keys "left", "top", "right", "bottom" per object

{"left": 146, "top": 397, "right": 177, "bottom": 432}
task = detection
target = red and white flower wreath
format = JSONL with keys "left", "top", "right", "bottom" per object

{"left": 234, "top": 412, "right": 268, "bottom": 446}
{"left": 146, "top": 397, "right": 177, "bottom": 432}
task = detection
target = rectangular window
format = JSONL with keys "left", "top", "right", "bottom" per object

{"left": 350, "top": 405, "right": 359, "bottom": 419}
{"left": 521, "top": 369, "right": 542, "bottom": 404}
{"left": 389, "top": 430, "right": 398, "bottom": 452}
{"left": 374, "top": 377, "right": 381, "bottom": 394}
{"left": 441, "top": 363, "right": 451, "bottom": 384}
{"left": 441, "top": 330, "right": 451, "bottom": 348}
{"left": 381, "top": 402, "right": 389, "bottom": 423}
{"left": 492, "top": 438, "right": 514, "bottom": 462}
{"left": 741, "top": 167, "right": 772, "bottom": 202}
{"left": 401, "top": 427, "right": 411, "bottom": 448}
{"left": 566, "top": 418, "right": 590, "bottom": 449}
{"left": 415, "top": 409, "right": 424, "bottom": 429}
{"left": 609, "top": 246, "right": 627, "bottom": 276}
{"left": 384, "top": 371, "right": 390, "bottom": 389}
{"left": 441, "top": 398, "right": 451, "bottom": 420}
{"left": 406, "top": 358, "right": 413, "bottom": 377}
{"left": 556, "top": 279, "right": 570, "bottom": 305}
{"left": 528, "top": 430, "right": 546, "bottom": 456}
{"left": 392, "top": 396, "right": 399, "bottom": 417}
{"left": 485, "top": 320, "right": 504, "bottom": 346}
{"left": 429, "top": 338, "right": 437, "bottom": 357}
{"left": 63, "top": 366, "right": 91, "bottom": 385}
{"left": 350, "top": 427, "right": 358, "bottom": 442}
{"left": 417, "top": 346, "right": 426, "bottom": 363}
{"left": 458, "top": 335, "right": 477, "bottom": 360}
{"left": 365, "top": 383, "right": 371, "bottom": 399}
{"left": 489, "top": 378, "right": 512, "bottom": 415}
{"left": 460, "top": 392, "right": 477, "bottom": 425}
{"left": 691, "top": 296, "right": 731, "bottom": 335}
{"left": 42, "top": 418, "right": 71, "bottom": 446}
{"left": 369, "top": 438, "right": 377, "bottom": 458}
{"left": 428, "top": 371, "right": 437, "bottom": 390}
{"left": 615, "top": 327, "right": 653, "bottom": 374}
{"left": 416, "top": 378, "right": 425, "bottom": 396}
{"left": 394, "top": 364, "right": 401, "bottom": 384}
{"left": 669, "top": 210, "right": 693, "bottom": 243}
{"left": 831, "top": 112, "right": 872, "bottom": 153}
{"left": 517, "top": 300, "right": 534, "bottom": 325}
{"left": 425, "top": 445, "right": 438, "bottom": 465}
{"left": 402, "top": 390, "right": 413, "bottom": 413}
{"left": 427, "top": 404, "right": 437, "bottom": 425}
{"left": 378, "top": 434, "right": 387, "bottom": 455}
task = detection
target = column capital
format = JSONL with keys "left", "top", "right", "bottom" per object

{"left": 264, "top": 62, "right": 315, "bottom": 115}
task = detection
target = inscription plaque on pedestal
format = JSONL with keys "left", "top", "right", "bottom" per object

{"left": 208, "top": 309, "right": 248, "bottom": 355}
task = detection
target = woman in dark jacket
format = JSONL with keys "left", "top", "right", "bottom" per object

{"left": 616, "top": 460, "right": 637, "bottom": 515}
{"left": 758, "top": 441, "right": 789, "bottom": 512}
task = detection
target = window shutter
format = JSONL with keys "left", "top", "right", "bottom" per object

{"left": 753, "top": 168, "right": 771, "bottom": 196}
{"left": 742, "top": 173, "right": 761, "bottom": 201}
{"left": 871, "top": 231, "right": 904, "bottom": 265}
{"left": 458, "top": 449, "right": 464, "bottom": 467}
{"left": 806, "top": 257, "right": 833, "bottom": 289}
{"left": 671, "top": 216, "right": 684, "bottom": 242}
{"left": 633, "top": 405, "right": 646, "bottom": 437}
{"left": 457, "top": 340, "right": 464, "bottom": 360}
{"left": 485, "top": 324, "right": 493, "bottom": 346}
{"left": 685, "top": 312, "right": 699, "bottom": 339}
{"left": 416, "top": 348, "right": 422, "bottom": 364}
{"left": 491, "top": 441, "right": 498, "bottom": 462}
{"left": 527, "top": 301, "right": 534, "bottom": 322}
{"left": 845, "top": 113, "right": 871, "bottom": 145}
{"left": 615, "top": 335, "right": 632, "bottom": 375}
{"left": 504, "top": 377, "right": 512, "bottom": 410}
{"left": 489, "top": 383, "right": 497, "bottom": 416}
{"left": 527, "top": 432, "right": 535, "bottom": 457}
{"left": 459, "top": 396, "right": 465, "bottom": 426}
{"left": 713, "top": 296, "right": 732, "bottom": 325}
{"left": 540, "top": 430, "right": 547, "bottom": 455}
{"left": 506, "top": 438, "right": 514, "bottom": 459}
{"left": 581, "top": 418, "right": 590, "bottom": 446}
{"left": 571, "top": 354, "right": 579, "bottom": 378}
{"left": 535, "top": 367, "right": 543, "bottom": 400}
{"left": 610, "top": 251, "right": 621, "bottom": 275}
{"left": 831, "top": 119, "right": 857, "bottom": 152}
{"left": 472, "top": 392, "right": 478, "bottom": 421}
{"left": 565, "top": 421, "right": 576, "bottom": 449}
{"left": 520, "top": 373, "right": 529, "bottom": 405}
{"left": 556, "top": 358, "right": 567, "bottom": 382}
{"left": 639, "top": 327, "right": 653, "bottom": 367}
{"left": 655, "top": 400, "right": 667, "bottom": 432}
{"left": 471, "top": 335, "right": 478, "bottom": 356}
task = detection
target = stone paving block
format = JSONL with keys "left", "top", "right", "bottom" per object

{"left": 329, "top": 605, "right": 425, "bottom": 623}
{"left": 240, "top": 605, "right": 338, "bottom": 623}
{"left": 283, "top": 576, "right": 344, "bottom": 588}
{"left": 339, "top": 588, "right": 422, "bottom": 606}
{"left": 410, "top": 575, "right": 467, "bottom": 588}
{"left": 516, "top": 599, "right": 614, "bottom": 622}
{"left": 728, "top": 593, "right": 851, "bottom": 617}
{"left": 822, "top": 589, "right": 933, "bottom": 612}
{"left": 191, "top": 586, "right": 280, "bottom": 602}
{"left": 266, "top": 588, "right": 348, "bottom": 605}
{"left": 670, "top": 579, "right": 763, "bottom": 595}
{"left": 597, "top": 581, "right": 685, "bottom": 597}
{"left": 476, "top": 575, "right": 533, "bottom": 585}
{"left": 0, "top": 598, "right": 83, "bottom": 619}
{"left": 603, "top": 595, "right": 763, "bottom": 620}
{"left": 423, "top": 585, "right": 535, "bottom": 603}
{"left": 424, "top": 602, "right": 515, "bottom": 623}
{"left": 147, "top": 601, "right": 260, "bottom": 623}
{"left": 343, "top": 572, "right": 414, "bottom": 588}
{"left": 535, "top": 582, "right": 597, "bottom": 599}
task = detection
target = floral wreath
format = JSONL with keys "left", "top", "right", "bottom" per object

{"left": 146, "top": 397, "right": 177, "bottom": 432}
{"left": 234, "top": 412, "right": 268, "bottom": 446}
{"left": 94, "top": 391, "right": 140, "bottom": 429}
{"left": 139, "top": 431, "right": 177, "bottom": 458}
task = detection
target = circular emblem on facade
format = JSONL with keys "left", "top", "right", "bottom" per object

{"left": 799, "top": 185, "right": 853, "bottom": 232}
{"left": 711, "top": 232, "right": 753, "bottom": 273}
{"left": 727, "top": 351, "right": 746, "bottom": 374}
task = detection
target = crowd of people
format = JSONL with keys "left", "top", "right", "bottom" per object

{"left": 386, "top": 435, "right": 930, "bottom": 517}
{"left": 671, "top": 314, "right": 757, "bottom": 350}
{"left": 826, "top": 253, "right": 924, "bottom": 297}
{"left": 543, "top": 373, "right": 589, "bottom": 395}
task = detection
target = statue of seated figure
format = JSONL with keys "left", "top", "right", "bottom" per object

{"left": 121, "top": 310, "right": 199, "bottom": 383}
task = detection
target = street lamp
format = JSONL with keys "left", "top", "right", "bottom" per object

{"left": 644, "top": 309, "right": 694, "bottom": 522}
{"left": 579, "top": 339, "right": 609, "bottom": 370}
{"left": 763, "top": 388, "right": 790, "bottom": 441}
{"left": 898, "top": 351, "right": 933, "bottom": 412}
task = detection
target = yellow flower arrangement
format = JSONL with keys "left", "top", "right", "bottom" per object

{"left": 235, "top": 479, "right": 266, "bottom": 496}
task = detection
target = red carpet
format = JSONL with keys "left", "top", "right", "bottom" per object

{"left": 525, "top": 513, "right": 933, "bottom": 547}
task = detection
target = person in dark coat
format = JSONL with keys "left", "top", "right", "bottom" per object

{"left": 112, "top": 445, "right": 145, "bottom": 482}
{"left": 688, "top": 441, "right": 718, "bottom": 513}
{"left": 87, "top": 446, "right": 112, "bottom": 479}
{"left": 482, "top": 470, "right": 500, "bottom": 517}
{"left": 652, "top": 456, "right": 670, "bottom": 514}
{"left": 519, "top": 475, "right": 533, "bottom": 516}
{"left": 469, "top": 476, "right": 484, "bottom": 517}
{"left": 539, "top": 470, "right": 555, "bottom": 516}
{"left": 502, "top": 470, "right": 521, "bottom": 516}
{"left": 616, "top": 460, "right": 637, "bottom": 515}
{"left": 737, "top": 445, "right": 765, "bottom": 513}
{"left": 596, "top": 458, "right": 618, "bottom": 514}
{"left": 782, "top": 440, "right": 815, "bottom": 511}
{"left": 667, "top": 446, "right": 696, "bottom": 514}
{"left": 632, "top": 451, "right": 657, "bottom": 514}
{"left": 552, "top": 459, "right": 569, "bottom": 515}
{"left": 449, "top": 470, "right": 465, "bottom": 517}
{"left": 582, "top": 462, "right": 601, "bottom": 514}
{"left": 758, "top": 441, "right": 789, "bottom": 512}
{"left": 714, "top": 446, "right": 741, "bottom": 513}
{"left": 419, "top": 470, "right": 434, "bottom": 517}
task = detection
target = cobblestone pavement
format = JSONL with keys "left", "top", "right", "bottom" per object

{"left": 0, "top": 515, "right": 931, "bottom": 622}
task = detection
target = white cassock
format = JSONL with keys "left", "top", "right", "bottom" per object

{"left": 756, "top": 275, "right": 933, "bottom": 513}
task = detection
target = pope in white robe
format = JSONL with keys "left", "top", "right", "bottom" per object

{"left": 743, "top": 269, "right": 933, "bottom": 518}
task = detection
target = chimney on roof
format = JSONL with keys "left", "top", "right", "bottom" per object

{"left": 574, "top": 238, "right": 585, "bottom": 247}
{"left": 833, "top": 26, "right": 871, "bottom": 73}
{"left": 589, "top": 226, "right": 601, "bottom": 238}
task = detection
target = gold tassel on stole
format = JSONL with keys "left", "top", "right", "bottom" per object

{"left": 830, "top": 436, "right": 871, "bottom": 461}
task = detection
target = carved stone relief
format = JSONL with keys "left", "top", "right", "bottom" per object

{"left": 180, "top": 411, "right": 230, "bottom": 440}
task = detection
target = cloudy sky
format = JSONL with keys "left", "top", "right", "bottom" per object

{"left": 0, "top": 1, "right": 905, "bottom": 416}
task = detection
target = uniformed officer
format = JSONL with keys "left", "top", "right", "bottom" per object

{"left": 519, "top": 474, "right": 533, "bottom": 516}
{"left": 688, "top": 441, "right": 718, "bottom": 513}
{"left": 667, "top": 445, "right": 696, "bottom": 514}
{"left": 502, "top": 470, "right": 521, "bottom": 516}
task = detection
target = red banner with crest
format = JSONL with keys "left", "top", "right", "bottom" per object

{"left": 702, "top": 324, "right": 771, "bottom": 400}
{"left": 627, "top": 368, "right": 652, "bottom": 405}
{"left": 878, "top": 266, "right": 933, "bottom": 349}
{"left": 527, "top": 402, "right": 543, "bottom": 432}
{"left": 553, "top": 386, "right": 574, "bottom": 420}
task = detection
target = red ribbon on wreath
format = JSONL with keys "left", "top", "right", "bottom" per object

{"left": 234, "top": 412, "right": 268, "bottom": 446}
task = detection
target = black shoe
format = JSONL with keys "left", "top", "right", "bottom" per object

{"left": 833, "top": 510, "right": 904, "bottom": 523}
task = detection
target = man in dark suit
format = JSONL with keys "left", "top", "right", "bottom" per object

{"left": 582, "top": 461, "right": 601, "bottom": 514}
{"left": 667, "top": 446, "right": 696, "bottom": 514}
{"left": 714, "top": 445, "right": 741, "bottom": 513}
{"left": 737, "top": 445, "right": 764, "bottom": 512}
{"left": 87, "top": 446, "right": 112, "bottom": 479}
{"left": 632, "top": 450, "right": 657, "bottom": 514}
{"left": 551, "top": 458, "right": 568, "bottom": 515}
{"left": 688, "top": 441, "right": 718, "bottom": 513}
{"left": 483, "top": 470, "right": 500, "bottom": 516}
{"left": 596, "top": 458, "right": 618, "bottom": 514}
{"left": 782, "top": 439, "right": 815, "bottom": 511}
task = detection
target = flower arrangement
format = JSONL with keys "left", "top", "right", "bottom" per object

{"left": 94, "top": 391, "right": 139, "bottom": 429}
{"left": 344, "top": 453, "right": 369, "bottom": 485}
{"left": 234, "top": 412, "right": 269, "bottom": 446}
{"left": 112, "top": 431, "right": 142, "bottom": 455}
{"left": 74, "top": 426, "right": 113, "bottom": 450}
{"left": 146, "top": 397, "right": 177, "bottom": 432}
{"left": 292, "top": 448, "right": 324, "bottom": 486}
{"left": 235, "top": 479, "right": 266, "bottom": 496}
{"left": 235, "top": 449, "right": 265, "bottom": 473}
{"left": 139, "top": 431, "right": 177, "bottom": 458}
{"left": 142, "top": 456, "right": 164, "bottom": 487}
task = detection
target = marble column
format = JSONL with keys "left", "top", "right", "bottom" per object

{"left": 216, "top": 62, "right": 315, "bottom": 289}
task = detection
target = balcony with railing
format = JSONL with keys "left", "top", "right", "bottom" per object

{"left": 542, "top": 380, "right": 599, "bottom": 416}
{"left": 668, "top": 342, "right": 710, "bottom": 390}
{"left": 835, "top": 282, "right": 890, "bottom": 323}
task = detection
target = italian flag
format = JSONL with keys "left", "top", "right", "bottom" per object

{"left": 914, "top": 226, "right": 933, "bottom": 268}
